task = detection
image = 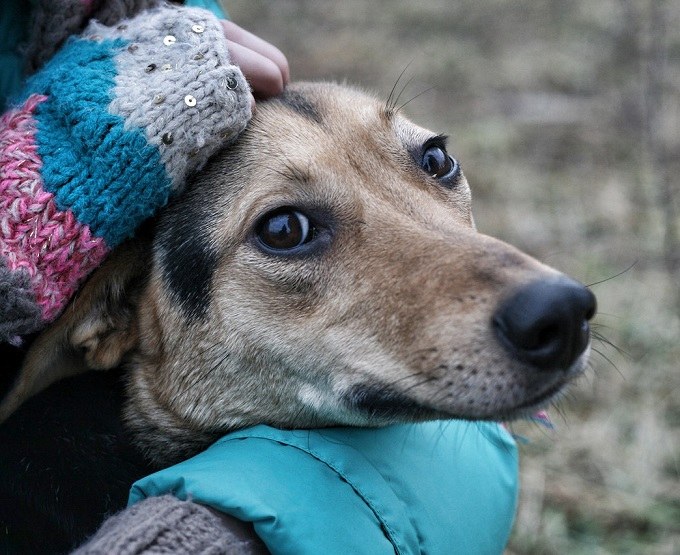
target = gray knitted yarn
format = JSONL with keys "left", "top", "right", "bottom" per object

{"left": 0, "top": 259, "right": 40, "bottom": 344}
{"left": 88, "top": 5, "right": 251, "bottom": 190}
{"left": 24, "top": 0, "right": 163, "bottom": 74}
{"left": 72, "top": 495, "right": 268, "bottom": 554}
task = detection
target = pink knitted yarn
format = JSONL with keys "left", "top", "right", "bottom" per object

{"left": 0, "top": 95, "right": 109, "bottom": 322}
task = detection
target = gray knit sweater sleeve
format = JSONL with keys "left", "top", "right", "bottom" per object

{"left": 72, "top": 495, "right": 269, "bottom": 554}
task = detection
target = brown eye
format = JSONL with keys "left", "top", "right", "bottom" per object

{"left": 256, "top": 209, "right": 313, "bottom": 251}
{"left": 422, "top": 145, "right": 459, "bottom": 180}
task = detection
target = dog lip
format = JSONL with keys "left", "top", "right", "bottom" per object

{"left": 513, "top": 379, "right": 568, "bottom": 412}
{"left": 504, "top": 361, "right": 584, "bottom": 418}
{"left": 494, "top": 337, "right": 590, "bottom": 412}
{"left": 345, "top": 384, "right": 437, "bottom": 421}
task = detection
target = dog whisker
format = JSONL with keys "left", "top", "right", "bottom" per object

{"left": 585, "top": 261, "right": 637, "bottom": 288}
{"left": 384, "top": 60, "right": 415, "bottom": 117}
{"left": 171, "top": 340, "right": 223, "bottom": 368}
{"left": 394, "top": 86, "right": 436, "bottom": 115}
{"left": 405, "top": 347, "right": 440, "bottom": 365}
{"left": 591, "top": 328, "right": 628, "bottom": 358}
{"left": 590, "top": 346, "right": 624, "bottom": 378}
{"left": 401, "top": 375, "right": 439, "bottom": 395}
{"left": 389, "top": 370, "right": 426, "bottom": 387}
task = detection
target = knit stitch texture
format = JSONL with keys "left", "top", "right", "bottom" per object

{"left": 1, "top": 4, "right": 251, "bottom": 337}
{"left": 23, "top": 36, "right": 172, "bottom": 247}
{"left": 24, "top": 0, "right": 163, "bottom": 74}
{"left": 92, "top": 4, "right": 251, "bottom": 190}
{"left": 0, "top": 94, "right": 108, "bottom": 328}
{"left": 72, "top": 495, "right": 264, "bottom": 554}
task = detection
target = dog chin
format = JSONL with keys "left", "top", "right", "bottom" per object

{"left": 317, "top": 346, "right": 591, "bottom": 425}
{"left": 342, "top": 383, "right": 442, "bottom": 422}
{"left": 497, "top": 348, "right": 591, "bottom": 422}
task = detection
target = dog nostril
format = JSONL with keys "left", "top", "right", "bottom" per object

{"left": 585, "top": 299, "right": 596, "bottom": 321}
{"left": 533, "top": 323, "right": 561, "bottom": 351}
{"left": 493, "top": 277, "right": 596, "bottom": 371}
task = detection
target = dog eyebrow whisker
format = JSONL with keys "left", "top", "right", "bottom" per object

{"left": 394, "top": 85, "right": 437, "bottom": 115}
{"left": 384, "top": 59, "right": 415, "bottom": 118}
{"left": 391, "top": 74, "right": 415, "bottom": 114}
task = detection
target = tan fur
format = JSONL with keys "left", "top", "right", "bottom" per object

{"left": 0, "top": 239, "right": 149, "bottom": 423}
{"left": 2, "top": 83, "right": 590, "bottom": 464}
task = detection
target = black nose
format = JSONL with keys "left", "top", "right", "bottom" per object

{"left": 493, "top": 277, "right": 596, "bottom": 370}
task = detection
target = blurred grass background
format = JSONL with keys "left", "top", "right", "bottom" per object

{"left": 229, "top": 1, "right": 679, "bottom": 552}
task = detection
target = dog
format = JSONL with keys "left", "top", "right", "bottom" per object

{"left": 0, "top": 82, "right": 596, "bottom": 551}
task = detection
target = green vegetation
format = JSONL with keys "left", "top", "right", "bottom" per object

{"left": 231, "top": 1, "right": 680, "bottom": 552}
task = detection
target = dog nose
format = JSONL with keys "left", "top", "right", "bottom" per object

{"left": 492, "top": 277, "right": 596, "bottom": 370}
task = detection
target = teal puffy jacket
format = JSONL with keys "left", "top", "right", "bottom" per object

{"left": 130, "top": 421, "right": 518, "bottom": 554}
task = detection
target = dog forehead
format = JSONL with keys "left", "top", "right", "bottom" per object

{"left": 250, "top": 83, "right": 436, "bottom": 169}
{"left": 258, "top": 82, "right": 431, "bottom": 147}
{"left": 277, "top": 82, "right": 380, "bottom": 123}
{"left": 241, "top": 83, "right": 470, "bottom": 222}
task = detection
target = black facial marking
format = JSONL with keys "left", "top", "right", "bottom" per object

{"left": 155, "top": 192, "right": 218, "bottom": 321}
{"left": 278, "top": 89, "right": 323, "bottom": 124}
{"left": 346, "top": 384, "right": 431, "bottom": 420}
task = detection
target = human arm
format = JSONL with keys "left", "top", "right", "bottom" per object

{"left": 20, "top": 1, "right": 288, "bottom": 110}
{"left": 72, "top": 495, "right": 268, "bottom": 554}
{"left": 1, "top": 3, "right": 286, "bottom": 344}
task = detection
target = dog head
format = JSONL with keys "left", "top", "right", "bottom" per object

{"left": 7, "top": 82, "right": 595, "bottom": 463}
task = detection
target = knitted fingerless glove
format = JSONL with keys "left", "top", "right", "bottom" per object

{"left": 0, "top": 4, "right": 251, "bottom": 343}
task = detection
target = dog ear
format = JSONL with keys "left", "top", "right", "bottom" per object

{"left": 0, "top": 237, "right": 151, "bottom": 423}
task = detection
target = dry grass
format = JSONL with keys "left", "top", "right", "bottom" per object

{"left": 229, "top": 1, "right": 680, "bottom": 552}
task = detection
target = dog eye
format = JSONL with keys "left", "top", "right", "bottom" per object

{"left": 421, "top": 145, "right": 459, "bottom": 181}
{"left": 256, "top": 209, "right": 316, "bottom": 251}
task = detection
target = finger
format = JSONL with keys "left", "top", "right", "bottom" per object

{"left": 227, "top": 40, "right": 285, "bottom": 99}
{"left": 221, "top": 20, "right": 289, "bottom": 85}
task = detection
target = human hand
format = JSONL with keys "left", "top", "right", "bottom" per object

{"left": 221, "top": 20, "right": 289, "bottom": 106}
{"left": 0, "top": 6, "right": 255, "bottom": 336}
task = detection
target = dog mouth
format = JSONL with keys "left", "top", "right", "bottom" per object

{"left": 500, "top": 378, "right": 570, "bottom": 420}
{"left": 345, "top": 354, "right": 587, "bottom": 423}
{"left": 502, "top": 350, "right": 590, "bottom": 418}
